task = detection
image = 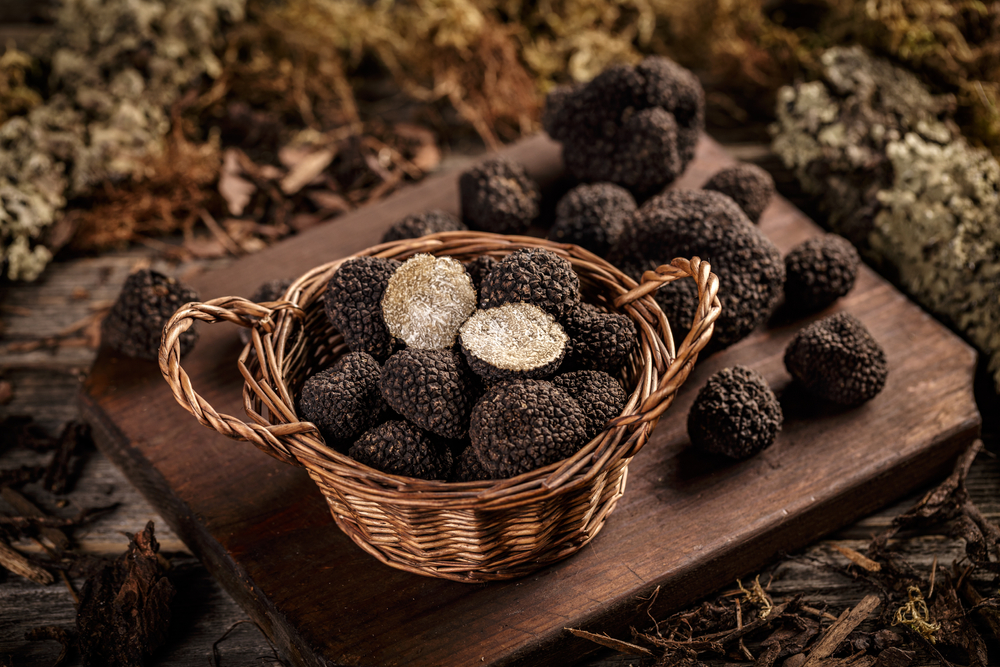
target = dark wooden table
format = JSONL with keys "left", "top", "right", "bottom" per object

{"left": 2, "top": 133, "right": 998, "bottom": 666}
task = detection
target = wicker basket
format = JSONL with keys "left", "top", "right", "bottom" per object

{"left": 159, "top": 231, "right": 720, "bottom": 582}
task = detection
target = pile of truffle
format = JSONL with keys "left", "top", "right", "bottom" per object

{"left": 299, "top": 247, "right": 638, "bottom": 482}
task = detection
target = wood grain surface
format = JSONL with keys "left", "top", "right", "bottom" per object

{"left": 77, "top": 133, "right": 981, "bottom": 667}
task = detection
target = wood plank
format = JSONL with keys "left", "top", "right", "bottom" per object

{"left": 78, "top": 133, "right": 981, "bottom": 667}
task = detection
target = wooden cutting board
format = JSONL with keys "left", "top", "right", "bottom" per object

{"left": 79, "top": 134, "right": 981, "bottom": 667}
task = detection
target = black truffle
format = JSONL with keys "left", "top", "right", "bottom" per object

{"left": 687, "top": 366, "right": 782, "bottom": 459}
{"left": 349, "top": 420, "right": 453, "bottom": 480}
{"left": 469, "top": 380, "right": 588, "bottom": 478}
{"left": 610, "top": 189, "right": 784, "bottom": 350}
{"left": 299, "top": 352, "right": 384, "bottom": 442}
{"left": 702, "top": 163, "right": 775, "bottom": 224}
{"left": 101, "top": 269, "right": 199, "bottom": 361}
{"left": 784, "top": 234, "right": 860, "bottom": 313}
{"left": 459, "top": 303, "right": 569, "bottom": 383}
{"left": 324, "top": 256, "right": 401, "bottom": 362}
{"left": 783, "top": 312, "right": 888, "bottom": 406}
{"left": 459, "top": 157, "right": 541, "bottom": 235}
{"left": 380, "top": 209, "right": 467, "bottom": 243}
{"left": 450, "top": 445, "right": 494, "bottom": 483}
{"left": 548, "top": 182, "right": 636, "bottom": 257}
{"left": 561, "top": 302, "right": 638, "bottom": 375}
{"left": 464, "top": 255, "right": 499, "bottom": 294}
{"left": 543, "top": 56, "right": 704, "bottom": 197}
{"left": 379, "top": 348, "right": 479, "bottom": 439}
{"left": 479, "top": 248, "right": 581, "bottom": 321}
{"left": 240, "top": 277, "right": 293, "bottom": 345}
{"left": 552, "top": 370, "right": 628, "bottom": 440}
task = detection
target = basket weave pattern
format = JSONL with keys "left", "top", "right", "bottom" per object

{"left": 160, "top": 231, "right": 720, "bottom": 582}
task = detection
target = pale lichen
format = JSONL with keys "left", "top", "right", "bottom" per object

{"left": 772, "top": 45, "right": 1000, "bottom": 390}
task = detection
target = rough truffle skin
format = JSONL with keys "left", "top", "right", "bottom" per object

{"left": 543, "top": 56, "right": 705, "bottom": 198}
{"left": 548, "top": 182, "right": 636, "bottom": 257}
{"left": 784, "top": 234, "right": 860, "bottom": 313}
{"left": 101, "top": 269, "right": 199, "bottom": 361}
{"left": 553, "top": 370, "right": 628, "bottom": 440}
{"left": 324, "top": 256, "right": 401, "bottom": 362}
{"left": 240, "top": 278, "right": 293, "bottom": 346}
{"left": 479, "top": 248, "right": 581, "bottom": 321}
{"left": 561, "top": 302, "right": 638, "bottom": 374}
{"left": 299, "top": 352, "right": 384, "bottom": 442}
{"left": 450, "top": 445, "right": 493, "bottom": 483}
{"left": 610, "top": 189, "right": 784, "bottom": 350}
{"left": 349, "top": 420, "right": 453, "bottom": 480}
{"left": 687, "top": 366, "right": 783, "bottom": 459}
{"left": 783, "top": 312, "right": 888, "bottom": 406}
{"left": 459, "top": 157, "right": 541, "bottom": 235}
{"left": 470, "top": 380, "right": 588, "bottom": 478}
{"left": 464, "top": 255, "right": 499, "bottom": 294}
{"left": 379, "top": 348, "right": 479, "bottom": 439}
{"left": 702, "top": 163, "right": 775, "bottom": 224}
{"left": 380, "top": 209, "right": 467, "bottom": 243}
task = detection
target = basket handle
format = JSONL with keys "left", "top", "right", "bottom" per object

{"left": 159, "top": 296, "right": 316, "bottom": 466}
{"left": 611, "top": 256, "right": 722, "bottom": 428}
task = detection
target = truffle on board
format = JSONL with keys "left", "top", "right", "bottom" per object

{"left": 469, "top": 380, "right": 588, "bottom": 478}
{"left": 784, "top": 234, "right": 860, "bottom": 313}
{"left": 101, "top": 269, "right": 199, "bottom": 361}
{"left": 379, "top": 348, "right": 479, "bottom": 439}
{"left": 349, "top": 420, "right": 453, "bottom": 481}
{"left": 783, "top": 312, "right": 888, "bottom": 405}
{"left": 702, "top": 163, "right": 775, "bottom": 224}
{"left": 543, "top": 56, "right": 705, "bottom": 198}
{"left": 380, "top": 209, "right": 467, "bottom": 244}
{"left": 479, "top": 248, "right": 581, "bottom": 321}
{"left": 552, "top": 370, "right": 628, "bottom": 440}
{"left": 561, "top": 302, "right": 638, "bottom": 375}
{"left": 459, "top": 303, "right": 569, "bottom": 383}
{"left": 548, "top": 182, "right": 636, "bottom": 257}
{"left": 459, "top": 157, "right": 541, "bottom": 235}
{"left": 687, "top": 366, "right": 783, "bottom": 459}
{"left": 381, "top": 253, "right": 477, "bottom": 350}
{"left": 324, "top": 256, "right": 401, "bottom": 362}
{"left": 299, "top": 352, "right": 384, "bottom": 443}
{"left": 610, "top": 189, "right": 784, "bottom": 350}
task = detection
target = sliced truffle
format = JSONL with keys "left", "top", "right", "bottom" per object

{"left": 381, "top": 253, "right": 477, "bottom": 350}
{"left": 459, "top": 157, "right": 540, "bottom": 235}
{"left": 543, "top": 56, "right": 704, "bottom": 197}
{"left": 324, "top": 256, "right": 400, "bottom": 362}
{"left": 469, "top": 380, "right": 588, "bottom": 478}
{"left": 479, "top": 248, "right": 581, "bottom": 321}
{"left": 561, "top": 302, "right": 638, "bottom": 375}
{"left": 299, "top": 352, "right": 384, "bottom": 442}
{"left": 548, "top": 182, "right": 636, "bottom": 257}
{"left": 459, "top": 303, "right": 568, "bottom": 383}
{"left": 552, "top": 370, "right": 628, "bottom": 440}
{"left": 784, "top": 234, "right": 860, "bottom": 313}
{"left": 610, "top": 189, "right": 784, "bottom": 350}
{"left": 240, "top": 278, "right": 293, "bottom": 345}
{"left": 687, "top": 366, "right": 782, "bottom": 459}
{"left": 783, "top": 312, "right": 888, "bottom": 406}
{"left": 702, "top": 163, "right": 775, "bottom": 224}
{"left": 379, "top": 348, "right": 479, "bottom": 439}
{"left": 450, "top": 445, "right": 494, "bottom": 483}
{"left": 380, "top": 209, "right": 467, "bottom": 243}
{"left": 349, "top": 420, "right": 453, "bottom": 480}
{"left": 464, "top": 255, "right": 499, "bottom": 294}
{"left": 101, "top": 269, "right": 199, "bottom": 361}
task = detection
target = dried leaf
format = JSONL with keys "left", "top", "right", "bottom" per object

{"left": 77, "top": 522, "right": 175, "bottom": 667}
{"left": 219, "top": 149, "right": 257, "bottom": 216}
{"left": 280, "top": 147, "right": 336, "bottom": 195}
